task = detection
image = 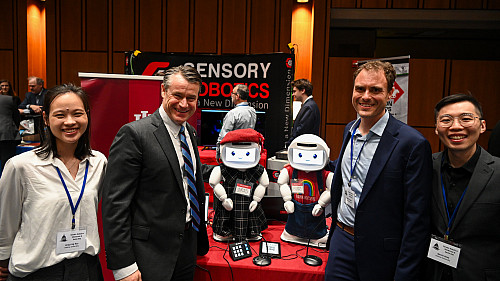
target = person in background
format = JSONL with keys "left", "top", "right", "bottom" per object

{"left": 422, "top": 93, "right": 500, "bottom": 281}
{"left": 216, "top": 84, "right": 256, "bottom": 160}
{"left": 0, "top": 80, "right": 21, "bottom": 107}
{"left": 324, "top": 60, "right": 432, "bottom": 281}
{"left": 102, "top": 65, "right": 209, "bottom": 281}
{"left": 0, "top": 84, "right": 107, "bottom": 281}
{"left": 0, "top": 82, "right": 21, "bottom": 174}
{"left": 286, "top": 79, "right": 320, "bottom": 147}
{"left": 18, "top": 76, "right": 47, "bottom": 115}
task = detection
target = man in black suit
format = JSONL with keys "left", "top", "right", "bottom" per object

{"left": 102, "top": 65, "right": 209, "bottom": 281}
{"left": 422, "top": 94, "right": 500, "bottom": 281}
{"left": 0, "top": 94, "right": 20, "bottom": 173}
{"left": 18, "top": 76, "right": 47, "bottom": 115}
{"left": 285, "top": 79, "right": 320, "bottom": 147}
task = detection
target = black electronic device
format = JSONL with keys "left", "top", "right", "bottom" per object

{"left": 303, "top": 213, "right": 332, "bottom": 267}
{"left": 229, "top": 241, "right": 252, "bottom": 261}
{"left": 259, "top": 241, "right": 281, "bottom": 259}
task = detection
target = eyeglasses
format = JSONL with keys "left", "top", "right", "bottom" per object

{"left": 437, "top": 113, "right": 480, "bottom": 128}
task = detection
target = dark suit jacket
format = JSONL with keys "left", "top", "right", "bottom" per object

{"left": 326, "top": 114, "right": 432, "bottom": 281}
{"left": 18, "top": 88, "right": 47, "bottom": 114}
{"left": 286, "top": 97, "right": 320, "bottom": 146}
{"left": 0, "top": 95, "right": 21, "bottom": 141}
{"left": 102, "top": 110, "right": 209, "bottom": 281}
{"left": 422, "top": 147, "right": 500, "bottom": 281}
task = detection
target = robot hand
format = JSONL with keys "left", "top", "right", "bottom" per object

{"left": 284, "top": 200, "right": 295, "bottom": 214}
{"left": 312, "top": 204, "right": 324, "bottom": 217}
{"left": 222, "top": 198, "right": 233, "bottom": 211}
{"left": 249, "top": 200, "right": 258, "bottom": 212}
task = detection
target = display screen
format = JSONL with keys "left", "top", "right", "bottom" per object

{"left": 199, "top": 109, "right": 266, "bottom": 147}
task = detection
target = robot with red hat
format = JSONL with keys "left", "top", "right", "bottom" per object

{"left": 209, "top": 128, "right": 269, "bottom": 242}
{"left": 278, "top": 134, "right": 333, "bottom": 248}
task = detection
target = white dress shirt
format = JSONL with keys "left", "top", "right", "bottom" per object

{"left": 0, "top": 150, "right": 107, "bottom": 277}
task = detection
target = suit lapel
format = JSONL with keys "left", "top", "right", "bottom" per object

{"left": 151, "top": 112, "right": 185, "bottom": 196}
{"left": 358, "top": 116, "right": 399, "bottom": 206}
{"left": 450, "top": 148, "right": 494, "bottom": 231}
{"left": 432, "top": 152, "right": 449, "bottom": 229}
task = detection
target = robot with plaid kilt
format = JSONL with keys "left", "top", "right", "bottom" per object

{"left": 209, "top": 128, "right": 269, "bottom": 242}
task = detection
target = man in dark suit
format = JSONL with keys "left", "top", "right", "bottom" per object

{"left": 18, "top": 76, "right": 47, "bottom": 115}
{"left": 422, "top": 94, "right": 500, "bottom": 281}
{"left": 0, "top": 94, "right": 21, "bottom": 173}
{"left": 285, "top": 79, "right": 320, "bottom": 147}
{"left": 102, "top": 66, "right": 209, "bottom": 281}
{"left": 325, "top": 61, "right": 432, "bottom": 281}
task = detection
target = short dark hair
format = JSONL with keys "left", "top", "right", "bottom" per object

{"left": 36, "top": 84, "right": 93, "bottom": 160}
{"left": 434, "top": 93, "right": 484, "bottom": 120}
{"left": 354, "top": 61, "right": 396, "bottom": 92}
{"left": 162, "top": 65, "right": 202, "bottom": 93}
{"left": 233, "top": 84, "right": 249, "bottom": 100}
{"left": 291, "top": 79, "right": 313, "bottom": 96}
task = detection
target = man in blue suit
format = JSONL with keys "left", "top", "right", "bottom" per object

{"left": 18, "top": 76, "right": 47, "bottom": 115}
{"left": 325, "top": 61, "right": 432, "bottom": 281}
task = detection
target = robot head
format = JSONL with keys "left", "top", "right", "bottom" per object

{"left": 287, "top": 134, "right": 330, "bottom": 171}
{"left": 220, "top": 128, "right": 264, "bottom": 169}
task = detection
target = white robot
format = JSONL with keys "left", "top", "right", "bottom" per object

{"left": 209, "top": 128, "right": 269, "bottom": 242}
{"left": 278, "top": 134, "right": 333, "bottom": 248}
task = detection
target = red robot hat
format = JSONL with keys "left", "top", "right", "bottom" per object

{"left": 220, "top": 128, "right": 264, "bottom": 147}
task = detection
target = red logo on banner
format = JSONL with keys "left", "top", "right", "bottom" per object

{"left": 286, "top": 58, "right": 293, "bottom": 68}
{"left": 392, "top": 81, "right": 404, "bottom": 103}
{"left": 142, "top": 62, "right": 170, "bottom": 76}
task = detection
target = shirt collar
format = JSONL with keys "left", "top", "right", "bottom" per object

{"left": 441, "top": 145, "right": 481, "bottom": 173}
{"left": 159, "top": 106, "right": 184, "bottom": 138}
{"left": 32, "top": 151, "right": 93, "bottom": 168}
{"left": 236, "top": 101, "right": 249, "bottom": 107}
{"left": 349, "top": 111, "right": 389, "bottom": 137}
{"left": 304, "top": 95, "right": 313, "bottom": 104}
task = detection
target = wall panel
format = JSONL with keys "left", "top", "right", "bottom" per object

{"left": 331, "top": 0, "right": 357, "bottom": 8}
{"left": 60, "top": 0, "right": 82, "bottom": 51}
{"left": 326, "top": 57, "right": 358, "bottom": 124}
{"left": 0, "top": 1, "right": 14, "bottom": 49}
{"left": 392, "top": 0, "right": 419, "bottom": 8}
{"left": 423, "top": 0, "right": 451, "bottom": 8}
{"left": 166, "top": 0, "right": 190, "bottom": 52}
{"left": 61, "top": 52, "right": 107, "bottom": 84}
{"left": 249, "top": 0, "right": 275, "bottom": 53}
{"left": 221, "top": 0, "right": 247, "bottom": 54}
{"left": 449, "top": 60, "right": 500, "bottom": 130}
{"left": 113, "top": 0, "right": 135, "bottom": 51}
{"left": 455, "top": 0, "right": 483, "bottom": 9}
{"left": 194, "top": 0, "right": 218, "bottom": 53}
{"left": 0, "top": 51, "right": 15, "bottom": 83}
{"left": 139, "top": 0, "right": 162, "bottom": 52}
{"left": 325, "top": 124, "right": 347, "bottom": 160}
{"left": 113, "top": 52, "right": 126, "bottom": 74}
{"left": 278, "top": 0, "right": 293, "bottom": 53}
{"left": 415, "top": 127, "right": 441, "bottom": 153}
{"left": 407, "top": 59, "right": 446, "bottom": 127}
{"left": 361, "top": 0, "right": 388, "bottom": 8}
{"left": 87, "top": 0, "right": 108, "bottom": 51}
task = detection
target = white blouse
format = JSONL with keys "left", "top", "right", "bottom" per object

{"left": 0, "top": 150, "right": 107, "bottom": 277}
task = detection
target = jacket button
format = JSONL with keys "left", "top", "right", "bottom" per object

{"left": 179, "top": 233, "right": 184, "bottom": 240}
{"left": 181, "top": 209, "right": 186, "bottom": 214}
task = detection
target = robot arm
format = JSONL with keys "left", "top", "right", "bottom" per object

{"left": 312, "top": 171, "right": 333, "bottom": 216}
{"left": 209, "top": 166, "right": 233, "bottom": 211}
{"left": 277, "top": 168, "right": 294, "bottom": 214}
{"left": 249, "top": 169, "right": 269, "bottom": 212}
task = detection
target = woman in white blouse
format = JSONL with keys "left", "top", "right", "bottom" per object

{"left": 0, "top": 84, "right": 107, "bottom": 281}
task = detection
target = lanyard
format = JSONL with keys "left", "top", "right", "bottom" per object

{"left": 440, "top": 173, "right": 468, "bottom": 240}
{"left": 56, "top": 161, "right": 89, "bottom": 229}
{"left": 349, "top": 120, "right": 369, "bottom": 188}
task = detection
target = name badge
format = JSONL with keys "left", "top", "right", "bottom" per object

{"left": 234, "top": 179, "right": 252, "bottom": 197}
{"left": 56, "top": 228, "right": 87, "bottom": 254}
{"left": 427, "top": 234, "right": 461, "bottom": 268}
{"left": 344, "top": 188, "right": 355, "bottom": 209}
{"left": 291, "top": 179, "right": 304, "bottom": 194}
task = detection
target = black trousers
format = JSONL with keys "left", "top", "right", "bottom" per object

{"left": 7, "top": 254, "right": 103, "bottom": 281}
{"left": 170, "top": 225, "right": 198, "bottom": 281}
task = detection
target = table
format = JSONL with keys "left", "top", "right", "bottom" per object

{"left": 194, "top": 218, "right": 330, "bottom": 281}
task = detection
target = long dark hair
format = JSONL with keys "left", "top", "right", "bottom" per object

{"left": 36, "top": 84, "right": 93, "bottom": 160}
{"left": 0, "top": 79, "right": 17, "bottom": 97}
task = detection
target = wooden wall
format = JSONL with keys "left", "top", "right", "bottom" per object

{"left": 311, "top": 0, "right": 500, "bottom": 159}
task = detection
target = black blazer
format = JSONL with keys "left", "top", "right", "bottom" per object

{"left": 326, "top": 114, "right": 432, "bottom": 281}
{"left": 102, "top": 110, "right": 209, "bottom": 280}
{"left": 286, "top": 97, "right": 320, "bottom": 146}
{"left": 18, "top": 88, "right": 47, "bottom": 114}
{"left": 422, "top": 147, "right": 500, "bottom": 281}
{"left": 0, "top": 95, "right": 21, "bottom": 141}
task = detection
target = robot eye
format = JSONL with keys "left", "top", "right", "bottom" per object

{"left": 313, "top": 154, "right": 317, "bottom": 159}
{"left": 298, "top": 153, "right": 302, "bottom": 158}
{"left": 231, "top": 151, "right": 235, "bottom": 156}
{"left": 246, "top": 152, "right": 250, "bottom": 156}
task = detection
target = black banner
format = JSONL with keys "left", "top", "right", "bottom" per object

{"left": 125, "top": 52, "right": 294, "bottom": 157}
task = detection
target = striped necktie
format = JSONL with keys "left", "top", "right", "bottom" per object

{"left": 179, "top": 125, "right": 200, "bottom": 232}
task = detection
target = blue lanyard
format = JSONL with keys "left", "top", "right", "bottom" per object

{"left": 440, "top": 173, "right": 468, "bottom": 240}
{"left": 349, "top": 120, "right": 368, "bottom": 188}
{"left": 56, "top": 161, "right": 89, "bottom": 229}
